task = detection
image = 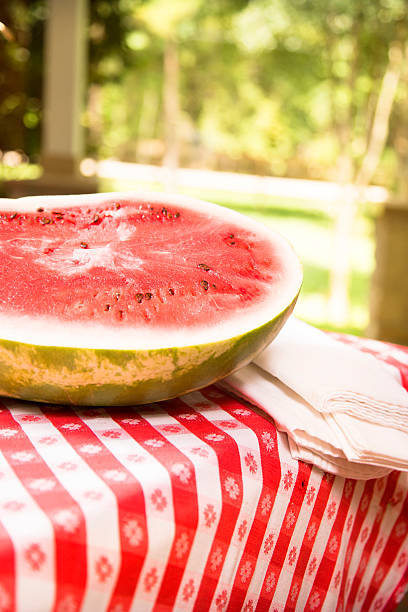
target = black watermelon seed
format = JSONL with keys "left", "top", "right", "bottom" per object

{"left": 174, "top": 212, "right": 180, "bottom": 218}
{"left": 10, "top": 213, "right": 17, "bottom": 220}
{"left": 161, "top": 208, "right": 167, "bottom": 215}
{"left": 144, "top": 292, "right": 153, "bottom": 300}
{"left": 92, "top": 214, "right": 100, "bottom": 224}
{"left": 104, "top": 304, "right": 111, "bottom": 311}
{"left": 80, "top": 242, "right": 88, "bottom": 249}
{"left": 229, "top": 234, "right": 234, "bottom": 238}
{"left": 200, "top": 280, "right": 209, "bottom": 291}
{"left": 115, "top": 292, "right": 121, "bottom": 301}
{"left": 229, "top": 241, "right": 236, "bottom": 245}
{"left": 136, "top": 293, "right": 144, "bottom": 303}
{"left": 40, "top": 217, "right": 52, "bottom": 225}
{"left": 198, "top": 263, "right": 210, "bottom": 271}
{"left": 114, "top": 202, "right": 121, "bottom": 210}
{"left": 168, "top": 288, "right": 174, "bottom": 295}
{"left": 212, "top": 283, "right": 217, "bottom": 289}
{"left": 37, "top": 207, "right": 44, "bottom": 212}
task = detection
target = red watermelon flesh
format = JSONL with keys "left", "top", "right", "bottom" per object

{"left": 1, "top": 197, "right": 289, "bottom": 330}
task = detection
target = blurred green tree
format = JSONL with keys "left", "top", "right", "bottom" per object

{"left": 1, "top": 0, "right": 407, "bottom": 194}
{"left": 0, "top": 0, "right": 45, "bottom": 159}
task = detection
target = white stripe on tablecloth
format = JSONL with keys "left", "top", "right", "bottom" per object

{"left": 350, "top": 472, "right": 408, "bottom": 612}
{"left": 0, "top": 448, "right": 55, "bottom": 612}
{"left": 6, "top": 402, "right": 121, "bottom": 612}
{"left": 244, "top": 431, "right": 298, "bottom": 605}
{"left": 273, "top": 465, "right": 326, "bottom": 607}
{"left": 79, "top": 412, "right": 175, "bottom": 612}
{"left": 141, "top": 403, "right": 223, "bottom": 612}
{"left": 341, "top": 482, "right": 380, "bottom": 606}
{"left": 321, "top": 479, "right": 365, "bottom": 612}
{"left": 296, "top": 475, "right": 346, "bottom": 610}
{"left": 183, "top": 391, "right": 265, "bottom": 609}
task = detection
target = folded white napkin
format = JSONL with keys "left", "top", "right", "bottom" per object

{"left": 220, "top": 317, "right": 408, "bottom": 479}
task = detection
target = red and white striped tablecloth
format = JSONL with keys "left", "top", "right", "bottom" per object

{"left": 0, "top": 335, "right": 407, "bottom": 612}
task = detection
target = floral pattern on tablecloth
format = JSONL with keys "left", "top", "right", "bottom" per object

{"left": 0, "top": 336, "right": 407, "bottom": 611}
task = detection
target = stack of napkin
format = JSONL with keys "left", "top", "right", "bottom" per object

{"left": 220, "top": 317, "right": 408, "bottom": 479}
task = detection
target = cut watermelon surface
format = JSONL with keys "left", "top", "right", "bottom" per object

{"left": 0, "top": 192, "right": 302, "bottom": 404}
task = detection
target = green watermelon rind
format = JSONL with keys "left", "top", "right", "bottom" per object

{"left": 0, "top": 297, "right": 297, "bottom": 406}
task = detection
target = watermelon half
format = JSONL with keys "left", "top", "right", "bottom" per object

{"left": 0, "top": 192, "right": 302, "bottom": 405}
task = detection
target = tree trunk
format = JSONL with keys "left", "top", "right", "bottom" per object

{"left": 162, "top": 36, "right": 180, "bottom": 189}
{"left": 355, "top": 42, "right": 404, "bottom": 189}
{"left": 327, "top": 18, "right": 358, "bottom": 325}
{"left": 87, "top": 84, "right": 102, "bottom": 153}
{"left": 328, "top": 40, "right": 404, "bottom": 326}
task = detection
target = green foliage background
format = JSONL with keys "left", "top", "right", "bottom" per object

{"left": 1, "top": 0, "right": 407, "bottom": 188}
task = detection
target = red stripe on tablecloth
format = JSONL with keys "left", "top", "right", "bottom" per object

{"left": 285, "top": 474, "right": 348, "bottom": 610}
{"left": 303, "top": 478, "right": 359, "bottom": 611}
{"left": 46, "top": 409, "right": 149, "bottom": 612}
{"left": 0, "top": 516, "right": 16, "bottom": 612}
{"left": 337, "top": 478, "right": 376, "bottom": 609}
{"left": 109, "top": 408, "right": 199, "bottom": 612}
{"left": 383, "top": 564, "right": 408, "bottom": 612}
{"left": 0, "top": 406, "right": 88, "bottom": 611}
{"left": 362, "top": 478, "right": 408, "bottom": 610}
{"left": 254, "top": 461, "right": 313, "bottom": 611}
{"left": 346, "top": 472, "right": 399, "bottom": 607}
{"left": 166, "top": 396, "right": 244, "bottom": 611}
{"left": 202, "top": 389, "right": 282, "bottom": 611}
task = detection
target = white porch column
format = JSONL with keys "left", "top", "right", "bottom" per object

{"left": 41, "top": 0, "right": 87, "bottom": 175}
{"left": 6, "top": 0, "right": 97, "bottom": 196}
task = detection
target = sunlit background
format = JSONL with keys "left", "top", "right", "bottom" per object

{"left": 1, "top": 0, "right": 408, "bottom": 341}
